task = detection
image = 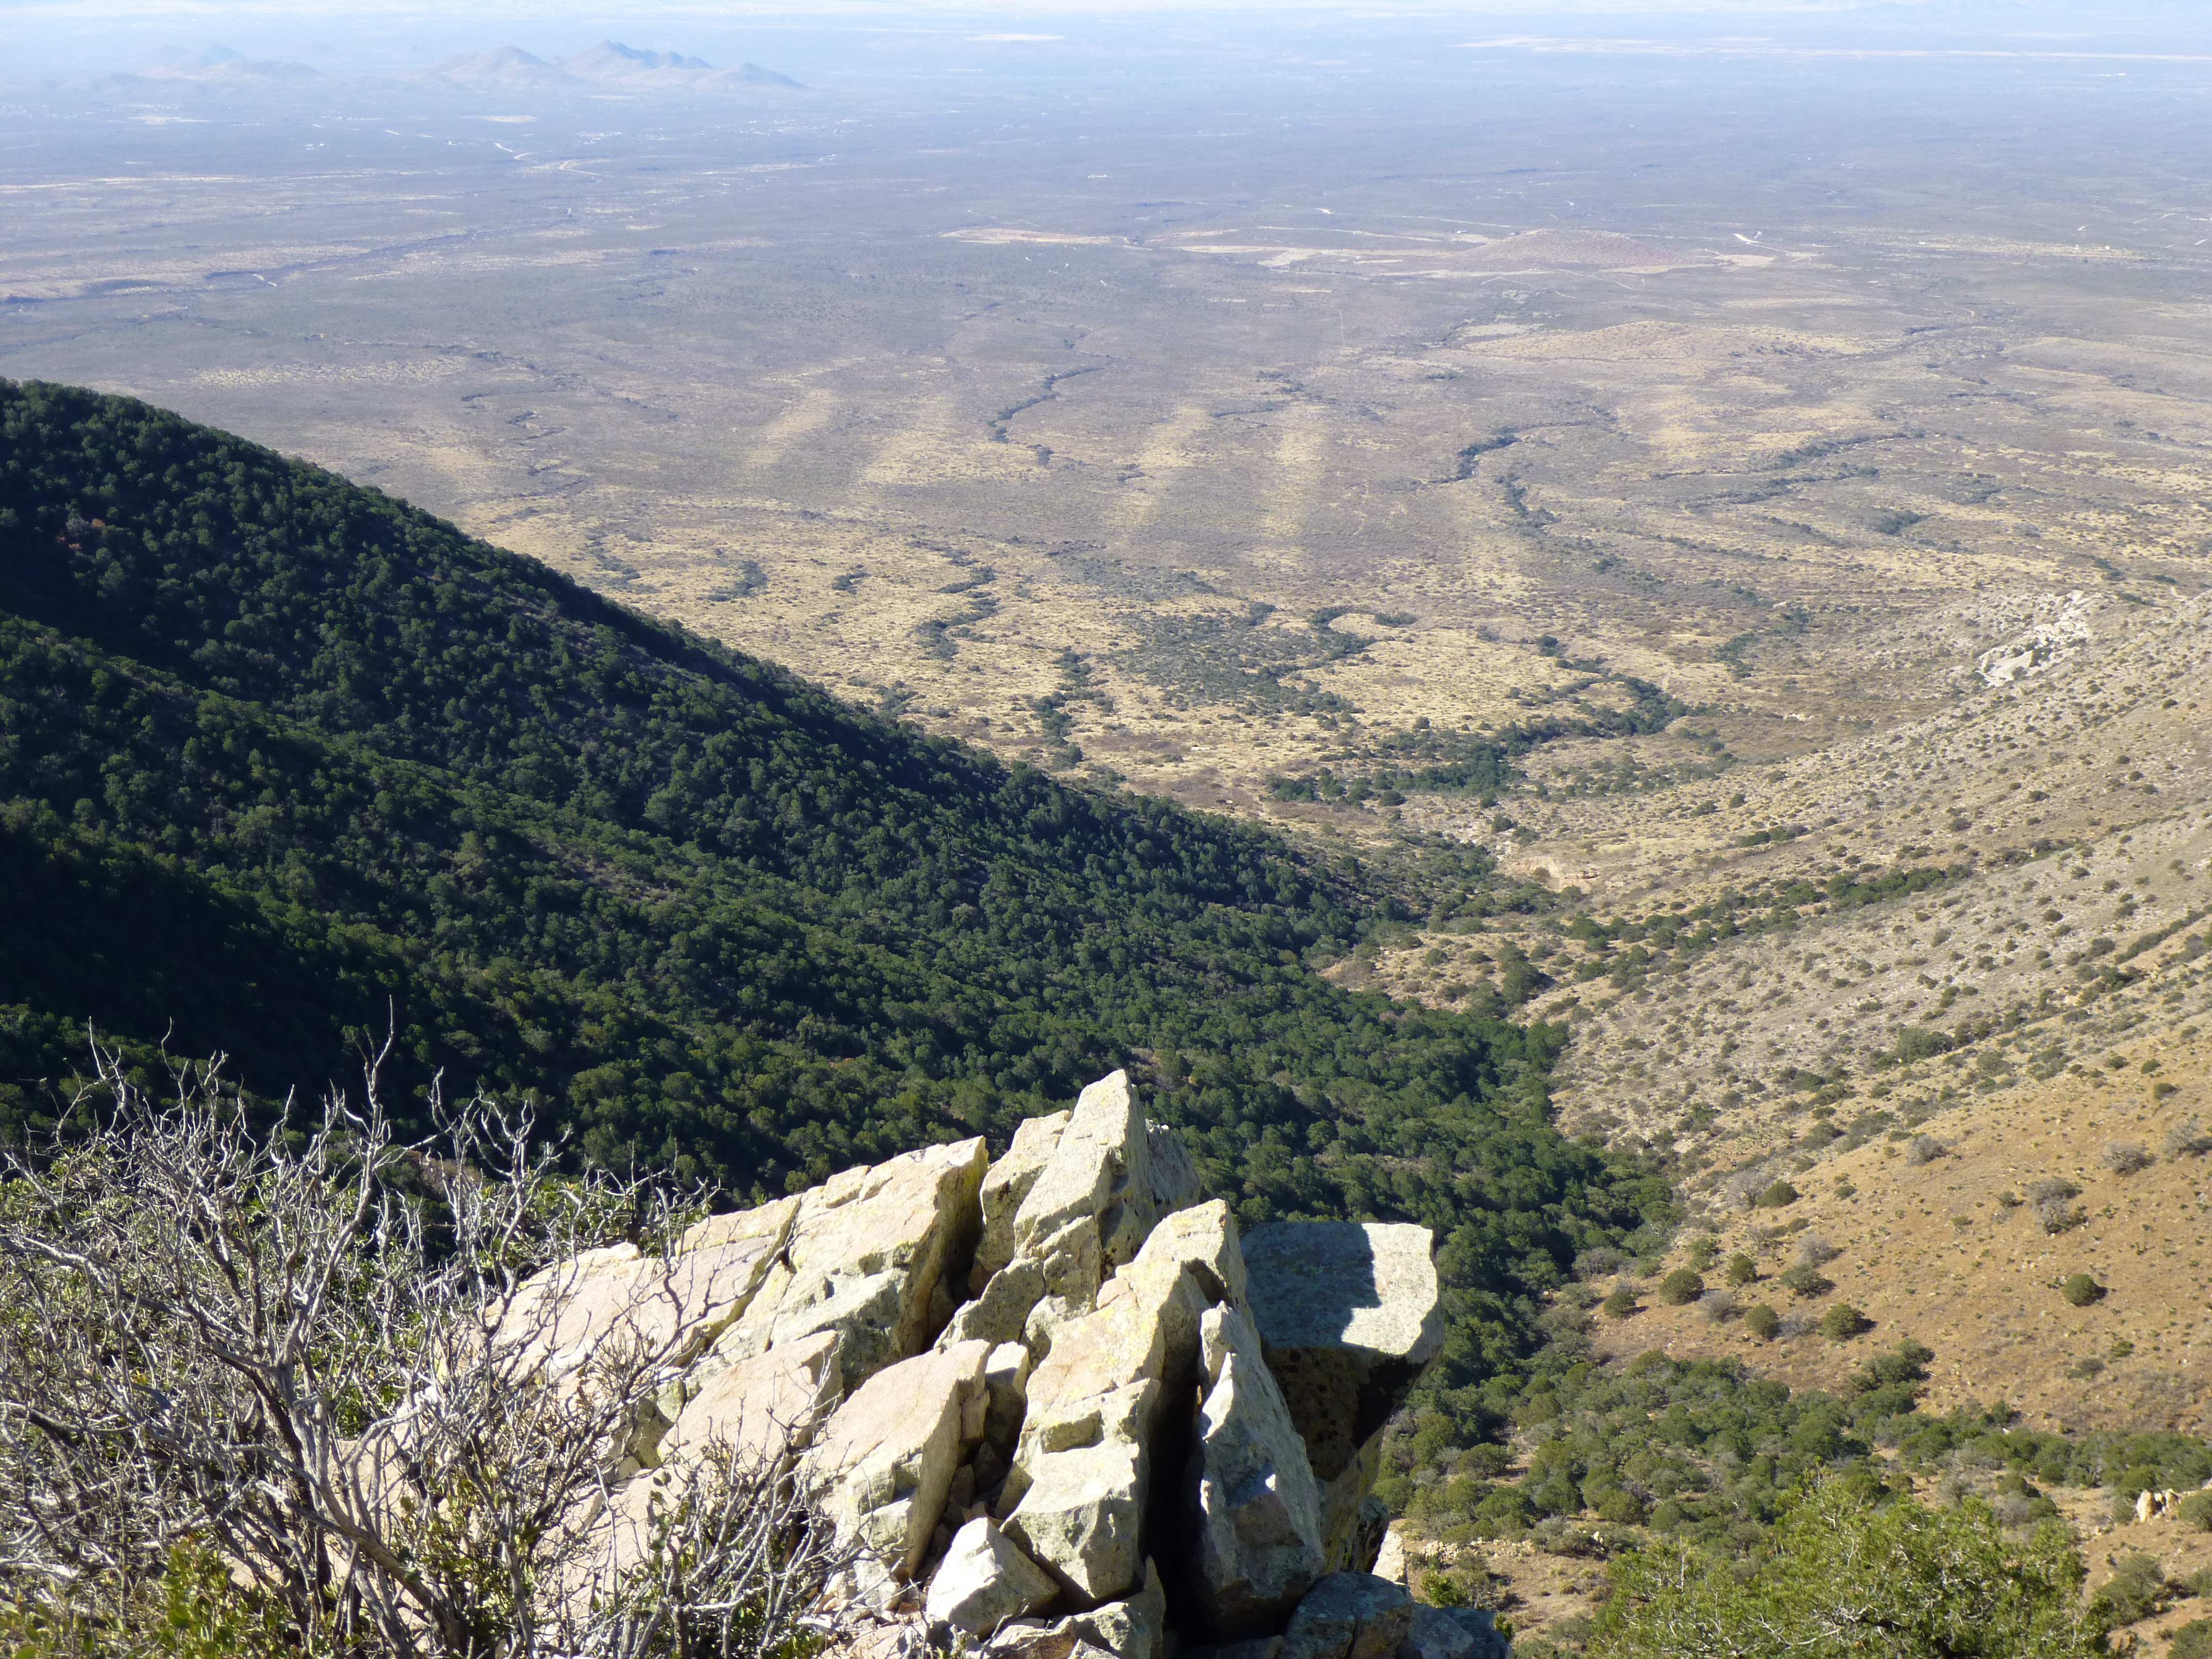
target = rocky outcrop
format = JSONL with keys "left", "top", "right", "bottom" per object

{"left": 974, "top": 1112, "right": 1073, "bottom": 1289}
{"left": 1280, "top": 1573, "right": 1414, "bottom": 1659}
{"left": 543, "top": 1072, "right": 1441, "bottom": 1659}
{"left": 1242, "top": 1224, "right": 1442, "bottom": 1572}
{"left": 1187, "top": 1304, "right": 1325, "bottom": 1635}
{"left": 715, "top": 1140, "right": 989, "bottom": 1392}
{"left": 1002, "top": 1200, "right": 1241, "bottom": 1606}
{"left": 501, "top": 1194, "right": 800, "bottom": 1382}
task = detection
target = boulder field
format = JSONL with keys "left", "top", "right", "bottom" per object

{"left": 515, "top": 1070, "right": 1507, "bottom": 1659}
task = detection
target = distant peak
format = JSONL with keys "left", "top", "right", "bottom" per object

{"left": 565, "top": 40, "right": 715, "bottom": 74}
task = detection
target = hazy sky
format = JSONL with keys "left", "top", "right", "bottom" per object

{"left": 5, "top": 0, "right": 2202, "bottom": 81}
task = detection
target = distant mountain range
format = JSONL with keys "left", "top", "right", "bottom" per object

{"left": 130, "top": 42, "right": 320, "bottom": 82}
{"left": 421, "top": 40, "right": 803, "bottom": 92}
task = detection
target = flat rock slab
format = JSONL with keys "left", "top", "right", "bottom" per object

{"left": 1281, "top": 1573, "right": 1414, "bottom": 1659}
{"left": 810, "top": 1339, "right": 992, "bottom": 1579}
{"left": 1241, "top": 1223, "right": 1441, "bottom": 1482}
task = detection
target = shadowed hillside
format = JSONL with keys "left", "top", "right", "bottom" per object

{"left": 0, "top": 380, "right": 1670, "bottom": 1404}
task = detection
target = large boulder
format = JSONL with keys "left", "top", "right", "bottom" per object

{"left": 715, "top": 1139, "right": 988, "bottom": 1391}
{"left": 926, "top": 1517, "right": 1062, "bottom": 1634}
{"left": 1186, "top": 1304, "right": 1325, "bottom": 1636}
{"left": 808, "top": 1339, "right": 993, "bottom": 1583}
{"left": 1242, "top": 1224, "right": 1441, "bottom": 1571}
{"left": 1009, "top": 1072, "right": 1201, "bottom": 1290}
{"left": 500, "top": 1194, "right": 800, "bottom": 1378}
{"left": 1280, "top": 1573, "right": 1414, "bottom": 1659}
{"left": 1395, "top": 1605, "right": 1475, "bottom": 1659}
{"left": 1003, "top": 1201, "right": 1242, "bottom": 1606}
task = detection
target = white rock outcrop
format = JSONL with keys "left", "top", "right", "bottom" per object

{"left": 536, "top": 1071, "right": 1438, "bottom": 1659}
{"left": 808, "top": 1339, "right": 993, "bottom": 1581}
{"left": 1002, "top": 1201, "right": 1241, "bottom": 1606}
{"left": 717, "top": 1140, "right": 989, "bottom": 1391}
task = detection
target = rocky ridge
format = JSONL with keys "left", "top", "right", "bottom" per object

{"left": 511, "top": 1070, "right": 1499, "bottom": 1659}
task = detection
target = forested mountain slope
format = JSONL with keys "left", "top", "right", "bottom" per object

{"left": 0, "top": 380, "right": 1668, "bottom": 1384}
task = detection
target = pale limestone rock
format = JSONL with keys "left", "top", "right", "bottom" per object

{"left": 1187, "top": 1305, "right": 1324, "bottom": 1636}
{"left": 1371, "top": 1524, "right": 1407, "bottom": 1587}
{"left": 808, "top": 1340, "right": 992, "bottom": 1580}
{"left": 501, "top": 1196, "right": 799, "bottom": 1378}
{"left": 718, "top": 1139, "right": 988, "bottom": 1390}
{"left": 1065, "top": 1558, "right": 1167, "bottom": 1659}
{"left": 986, "top": 1556, "right": 1169, "bottom": 1659}
{"left": 1024, "top": 1292, "right": 1086, "bottom": 1364}
{"left": 1005, "top": 1203, "right": 1242, "bottom": 1607}
{"left": 1396, "top": 1605, "right": 1475, "bottom": 1659}
{"left": 849, "top": 1620, "right": 937, "bottom": 1659}
{"left": 595, "top": 1331, "right": 842, "bottom": 1586}
{"left": 1002, "top": 1378, "right": 1158, "bottom": 1604}
{"left": 659, "top": 1328, "right": 840, "bottom": 1468}
{"left": 925, "top": 1517, "right": 1061, "bottom": 1634}
{"left": 941, "top": 1258, "right": 1049, "bottom": 1351}
{"left": 975, "top": 1112, "right": 1073, "bottom": 1289}
{"left": 1032, "top": 1215, "right": 1106, "bottom": 1303}
{"left": 979, "top": 1620, "right": 1076, "bottom": 1659}
{"left": 1280, "top": 1573, "right": 1414, "bottom": 1659}
{"left": 1140, "top": 1200, "right": 1247, "bottom": 1307}
{"left": 1242, "top": 1223, "right": 1440, "bottom": 1571}
{"left": 1012, "top": 1075, "right": 1140, "bottom": 1261}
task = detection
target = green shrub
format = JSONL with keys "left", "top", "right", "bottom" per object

{"left": 1778, "top": 1264, "right": 1835, "bottom": 1299}
{"left": 1658, "top": 1268, "right": 1706, "bottom": 1306}
{"left": 1745, "top": 1303, "right": 1780, "bottom": 1341}
{"left": 1686, "top": 1237, "right": 1721, "bottom": 1271}
{"left": 1603, "top": 1286, "right": 1640, "bottom": 1320}
{"left": 2177, "top": 1492, "right": 2212, "bottom": 1533}
{"left": 2090, "top": 1552, "right": 2167, "bottom": 1628}
{"left": 2172, "top": 1619, "right": 2212, "bottom": 1659}
{"left": 1819, "top": 1303, "right": 1874, "bottom": 1341}
{"left": 1724, "top": 1252, "right": 1758, "bottom": 1287}
{"left": 2061, "top": 1273, "right": 2106, "bottom": 1307}
{"left": 1418, "top": 1571, "right": 1469, "bottom": 1608}
{"left": 1756, "top": 1181, "right": 1801, "bottom": 1209}
{"left": 1593, "top": 1477, "right": 2101, "bottom": 1658}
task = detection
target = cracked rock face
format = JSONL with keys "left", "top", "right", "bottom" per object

{"left": 1187, "top": 1303, "right": 1326, "bottom": 1636}
{"left": 809, "top": 1339, "right": 994, "bottom": 1584}
{"left": 717, "top": 1139, "right": 990, "bottom": 1392}
{"left": 538, "top": 1072, "right": 1437, "bottom": 1659}
{"left": 1002, "top": 1201, "right": 1243, "bottom": 1605}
